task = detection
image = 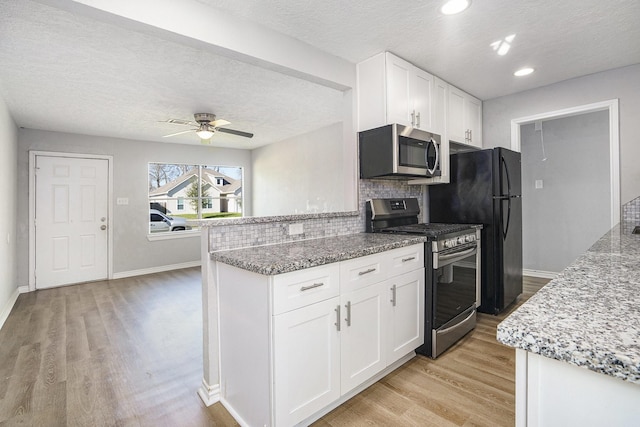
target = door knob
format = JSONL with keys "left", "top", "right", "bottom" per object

{"left": 100, "top": 225, "right": 107, "bottom": 230}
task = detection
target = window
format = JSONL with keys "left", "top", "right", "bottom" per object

{"left": 148, "top": 163, "right": 243, "bottom": 233}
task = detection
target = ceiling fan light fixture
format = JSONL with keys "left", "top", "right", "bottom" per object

{"left": 196, "top": 128, "right": 214, "bottom": 139}
{"left": 441, "top": 0, "right": 471, "bottom": 15}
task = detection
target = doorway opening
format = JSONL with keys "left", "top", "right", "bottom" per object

{"left": 510, "top": 100, "right": 619, "bottom": 278}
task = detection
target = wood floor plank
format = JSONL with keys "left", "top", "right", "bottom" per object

{"left": 0, "top": 270, "right": 548, "bottom": 426}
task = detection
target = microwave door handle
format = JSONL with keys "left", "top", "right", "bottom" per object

{"left": 426, "top": 138, "right": 439, "bottom": 175}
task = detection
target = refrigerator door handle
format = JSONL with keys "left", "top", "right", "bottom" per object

{"left": 503, "top": 197, "right": 512, "bottom": 240}
{"left": 501, "top": 155, "right": 512, "bottom": 197}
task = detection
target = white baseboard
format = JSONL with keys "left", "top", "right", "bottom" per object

{"left": 112, "top": 261, "right": 201, "bottom": 280}
{"left": 523, "top": 268, "right": 559, "bottom": 279}
{"left": 0, "top": 287, "right": 20, "bottom": 331}
{"left": 197, "top": 378, "right": 220, "bottom": 407}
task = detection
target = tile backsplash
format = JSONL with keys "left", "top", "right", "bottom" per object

{"left": 208, "top": 179, "right": 423, "bottom": 251}
{"left": 622, "top": 195, "right": 640, "bottom": 223}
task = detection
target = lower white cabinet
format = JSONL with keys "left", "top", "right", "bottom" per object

{"left": 273, "top": 297, "right": 341, "bottom": 426}
{"left": 340, "top": 281, "right": 387, "bottom": 394}
{"left": 217, "top": 244, "right": 424, "bottom": 427}
{"left": 387, "top": 269, "right": 425, "bottom": 365}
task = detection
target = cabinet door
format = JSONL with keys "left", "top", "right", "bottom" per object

{"left": 385, "top": 53, "right": 413, "bottom": 127}
{"left": 273, "top": 297, "right": 341, "bottom": 426}
{"left": 340, "top": 282, "right": 388, "bottom": 394}
{"left": 387, "top": 269, "right": 425, "bottom": 365}
{"left": 432, "top": 77, "right": 448, "bottom": 137}
{"left": 412, "top": 68, "right": 433, "bottom": 131}
{"left": 465, "top": 95, "right": 482, "bottom": 147}
{"left": 447, "top": 85, "right": 466, "bottom": 144}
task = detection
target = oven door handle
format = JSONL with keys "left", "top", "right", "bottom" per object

{"left": 437, "top": 309, "right": 476, "bottom": 335}
{"left": 434, "top": 246, "right": 477, "bottom": 269}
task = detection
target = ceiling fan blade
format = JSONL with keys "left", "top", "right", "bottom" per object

{"left": 216, "top": 127, "right": 254, "bottom": 138}
{"left": 211, "top": 119, "right": 231, "bottom": 128}
{"left": 160, "top": 119, "right": 196, "bottom": 126}
{"left": 162, "top": 129, "right": 195, "bottom": 138}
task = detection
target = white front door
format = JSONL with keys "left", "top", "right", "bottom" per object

{"left": 35, "top": 155, "right": 109, "bottom": 289}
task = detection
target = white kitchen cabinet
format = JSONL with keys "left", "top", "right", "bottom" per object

{"left": 339, "top": 281, "right": 387, "bottom": 394}
{"left": 273, "top": 296, "right": 341, "bottom": 426}
{"left": 387, "top": 269, "right": 425, "bottom": 364}
{"left": 358, "top": 52, "right": 435, "bottom": 133}
{"left": 448, "top": 85, "right": 482, "bottom": 147}
{"left": 217, "top": 244, "right": 425, "bottom": 427}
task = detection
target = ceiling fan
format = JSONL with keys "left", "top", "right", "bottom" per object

{"left": 161, "top": 113, "right": 254, "bottom": 143}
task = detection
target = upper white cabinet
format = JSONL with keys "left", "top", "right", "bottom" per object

{"left": 358, "top": 52, "right": 436, "bottom": 133}
{"left": 448, "top": 85, "right": 482, "bottom": 148}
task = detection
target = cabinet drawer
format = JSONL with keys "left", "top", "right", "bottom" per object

{"left": 387, "top": 244, "right": 424, "bottom": 278}
{"left": 272, "top": 264, "right": 340, "bottom": 315}
{"left": 340, "top": 252, "right": 387, "bottom": 293}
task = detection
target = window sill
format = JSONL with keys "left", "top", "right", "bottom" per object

{"left": 147, "top": 230, "right": 200, "bottom": 242}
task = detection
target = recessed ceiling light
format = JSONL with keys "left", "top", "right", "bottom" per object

{"left": 491, "top": 34, "right": 516, "bottom": 56}
{"left": 441, "top": 0, "right": 471, "bottom": 15}
{"left": 514, "top": 67, "right": 534, "bottom": 77}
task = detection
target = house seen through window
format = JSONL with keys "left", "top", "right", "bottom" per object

{"left": 148, "top": 163, "right": 243, "bottom": 233}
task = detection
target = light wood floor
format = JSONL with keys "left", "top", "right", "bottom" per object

{"left": 0, "top": 270, "right": 548, "bottom": 426}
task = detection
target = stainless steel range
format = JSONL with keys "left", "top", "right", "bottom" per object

{"left": 366, "top": 198, "right": 481, "bottom": 358}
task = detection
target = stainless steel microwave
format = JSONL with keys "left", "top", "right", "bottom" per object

{"left": 359, "top": 124, "right": 441, "bottom": 179}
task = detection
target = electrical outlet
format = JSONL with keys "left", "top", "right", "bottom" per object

{"left": 116, "top": 197, "right": 129, "bottom": 205}
{"left": 289, "top": 223, "right": 304, "bottom": 235}
{"left": 535, "top": 180, "right": 543, "bottom": 189}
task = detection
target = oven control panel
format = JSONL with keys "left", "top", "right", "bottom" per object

{"left": 443, "top": 233, "right": 476, "bottom": 248}
{"left": 433, "top": 230, "right": 479, "bottom": 252}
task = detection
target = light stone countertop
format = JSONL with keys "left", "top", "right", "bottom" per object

{"left": 210, "top": 233, "right": 427, "bottom": 275}
{"left": 497, "top": 221, "right": 640, "bottom": 384}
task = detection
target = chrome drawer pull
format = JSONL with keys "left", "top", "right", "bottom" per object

{"left": 391, "top": 284, "right": 397, "bottom": 307}
{"left": 358, "top": 268, "right": 376, "bottom": 276}
{"left": 345, "top": 301, "right": 352, "bottom": 327}
{"left": 402, "top": 256, "right": 416, "bottom": 262}
{"left": 300, "top": 282, "right": 324, "bottom": 292}
{"left": 335, "top": 305, "right": 341, "bottom": 331}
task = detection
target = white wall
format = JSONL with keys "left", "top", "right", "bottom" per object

{"left": 0, "top": 92, "right": 18, "bottom": 328}
{"left": 520, "top": 111, "right": 611, "bottom": 273}
{"left": 16, "top": 129, "right": 252, "bottom": 286}
{"left": 483, "top": 64, "right": 640, "bottom": 205}
{"left": 251, "top": 122, "right": 345, "bottom": 216}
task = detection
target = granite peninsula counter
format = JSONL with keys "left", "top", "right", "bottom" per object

{"left": 210, "top": 233, "right": 427, "bottom": 275}
{"left": 497, "top": 222, "right": 640, "bottom": 426}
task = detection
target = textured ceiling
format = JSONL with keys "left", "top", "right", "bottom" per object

{"left": 0, "top": 0, "right": 344, "bottom": 148}
{"left": 197, "top": 0, "right": 640, "bottom": 99}
{"left": 0, "top": 0, "right": 639, "bottom": 147}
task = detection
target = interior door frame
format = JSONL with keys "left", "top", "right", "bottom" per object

{"left": 510, "top": 99, "right": 620, "bottom": 227}
{"left": 28, "top": 151, "right": 114, "bottom": 291}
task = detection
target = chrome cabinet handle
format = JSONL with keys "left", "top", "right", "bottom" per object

{"left": 469, "top": 129, "right": 472, "bottom": 142}
{"left": 402, "top": 256, "right": 416, "bottom": 262}
{"left": 345, "top": 301, "right": 351, "bottom": 327}
{"left": 410, "top": 110, "right": 416, "bottom": 127}
{"left": 391, "top": 284, "right": 397, "bottom": 307}
{"left": 335, "top": 305, "right": 341, "bottom": 331}
{"left": 358, "top": 268, "right": 376, "bottom": 276}
{"left": 300, "top": 282, "right": 324, "bottom": 292}
{"left": 416, "top": 111, "right": 421, "bottom": 128}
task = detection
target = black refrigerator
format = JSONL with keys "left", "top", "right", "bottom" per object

{"left": 429, "top": 147, "right": 523, "bottom": 314}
